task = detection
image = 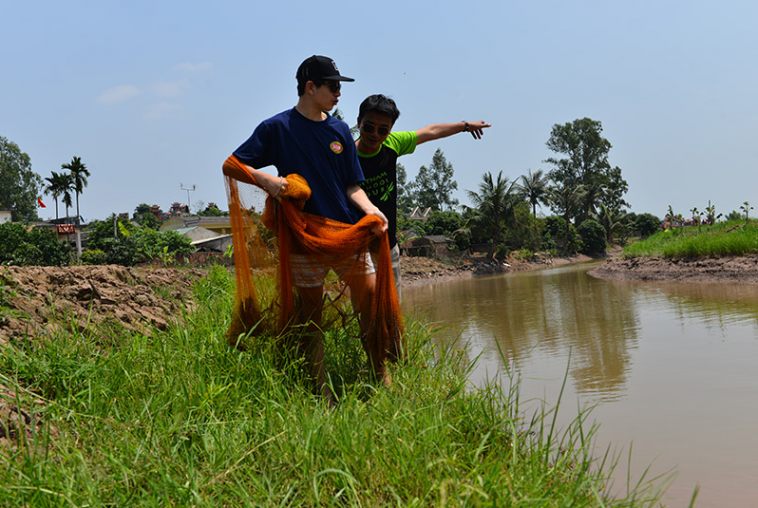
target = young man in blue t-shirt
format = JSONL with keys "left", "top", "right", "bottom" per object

{"left": 355, "top": 94, "right": 490, "bottom": 292}
{"left": 230, "top": 56, "right": 389, "bottom": 394}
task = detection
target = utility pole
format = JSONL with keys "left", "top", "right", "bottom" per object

{"left": 180, "top": 183, "right": 196, "bottom": 212}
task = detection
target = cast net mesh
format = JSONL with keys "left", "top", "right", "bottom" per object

{"left": 222, "top": 155, "right": 404, "bottom": 363}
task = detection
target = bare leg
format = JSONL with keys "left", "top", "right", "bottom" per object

{"left": 344, "top": 272, "right": 391, "bottom": 386}
{"left": 295, "top": 285, "right": 334, "bottom": 401}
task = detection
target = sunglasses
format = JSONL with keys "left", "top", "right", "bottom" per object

{"left": 320, "top": 80, "right": 341, "bottom": 93}
{"left": 361, "top": 123, "right": 390, "bottom": 136}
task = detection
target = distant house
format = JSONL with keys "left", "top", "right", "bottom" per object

{"left": 147, "top": 204, "right": 168, "bottom": 221}
{"left": 174, "top": 226, "right": 232, "bottom": 253}
{"left": 400, "top": 235, "right": 452, "bottom": 258}
{"left": 169, "top": 202, "right": 190, "bottom": 217}
{"left": 0, "top": 210, "right": 11, "bottom": 224}
{"left": 162, "top": 216, "right": 232, "bottom": 236}
{"left": 174, "top": 226, "right": 219, "bottom": 243}
{"left": 48, "top": 215, "right": 83, "bottom": 225}
{"left": 408, "top": 207, "right": 432, "bottom": 222}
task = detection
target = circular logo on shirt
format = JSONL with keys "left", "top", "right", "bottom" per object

{"left": 329, "top": 141, "right": 344, "bottom": 154}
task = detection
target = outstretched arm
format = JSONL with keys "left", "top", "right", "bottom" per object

{"left": 416, "top": 120, "right": 491, "bottom": 144}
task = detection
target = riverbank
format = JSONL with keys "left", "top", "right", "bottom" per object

{"left": 0, "top": 265, "right": 664, "bottom": 505}
{"left": 589, "top": 253, "right": 758, "bottom": 284}
{"left": 401, "top": 253, "right": 594, "bottom": 288}
{"left": 589, "top": 220, "right": 758, "bottom": 284}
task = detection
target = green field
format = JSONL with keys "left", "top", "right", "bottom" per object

{"left": 0, "top": 266, "right": 666, "bottom": 506}
{"left": 624, "top": 219, "right": 758, "bottom": 259}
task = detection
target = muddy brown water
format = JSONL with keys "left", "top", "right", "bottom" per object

{"left": 402, "top": 262, "right": 758, "bottom": 507}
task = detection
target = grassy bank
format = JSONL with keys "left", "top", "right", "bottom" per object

{"left": 624, "top": 219, "right": 758, "bottom": 259}
{"left": 0, "top": 266, "right": 664, "bottom": 506}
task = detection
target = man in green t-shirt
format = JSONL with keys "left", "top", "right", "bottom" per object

{"left": 355, "top": 94, "right": 490, "bottom": 292}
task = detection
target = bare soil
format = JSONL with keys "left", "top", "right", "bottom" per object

{"left": 400, "top": 256, "right": 474, "bottom": 287}
{"left": 400, "top": 252, "right": 594, "bottom": 287}
{"left": 589, "top": 254, "right": 758, "bottom": 284}
{"left": 0, "top": 265, "right": 204, "bottom": 345}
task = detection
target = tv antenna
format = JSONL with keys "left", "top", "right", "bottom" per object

{"left": 180, "top": 183, "right": 196, "bottom": 208}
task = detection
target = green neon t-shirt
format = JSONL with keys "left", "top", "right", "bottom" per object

{"left": 357, "top": 131, "right": 418, "bottom": 247}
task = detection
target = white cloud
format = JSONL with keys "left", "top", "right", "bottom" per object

{"left": 97, "top": 84, "right": 140, "bottom": 104}
{"left": 152, "top": 80, "right": 188, "bottom": 98}
{"left": 173, "top": 62, "right": 212, "bottom": 73}
{"left": 143, "top": 101, "right": 181, "bottom": 120}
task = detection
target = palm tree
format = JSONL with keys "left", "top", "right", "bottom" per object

{"left": 466, "top": 171, "right": 518, "bottom": 260}
{"left": 593, "top": 203, "right": 627, "bottom": 244}
{"left": 548, "top": 184, "right": 587, "bottom": 225}
{"left": 60, "top": 173, "right": 74, "bottom": 222}
{"left": 740, "top": 201, "right": 754, "bottom": 222}
{"left": 43, "top": 171, "right": 70, "bottom": 220}
{"left": 62, "top": 156, "right": 90, "bottom": 224}
{"left": 518, "top": 169, "right": 549, "bottom": 218}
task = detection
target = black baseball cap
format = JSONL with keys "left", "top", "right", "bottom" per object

{"left": 296, "top": 55, "right": 355, "bottom": 83}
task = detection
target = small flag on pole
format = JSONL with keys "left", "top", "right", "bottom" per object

{"left": 37, "top": 196, "right": 46, "bottom": 208}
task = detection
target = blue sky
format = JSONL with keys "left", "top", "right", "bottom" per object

{"left": 2, "top": 1, "right": 756, "bottom": 222}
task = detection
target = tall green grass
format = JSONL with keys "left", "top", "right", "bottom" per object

{"left": 0, "top": 266, "right": 665, "bottom": 506}
{"left": 624, "top": 220, "right": 758, "bottom": 259}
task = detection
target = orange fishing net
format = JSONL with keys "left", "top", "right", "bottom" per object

{"left": 222, "top": 155, "right": 404, "bottom": 366}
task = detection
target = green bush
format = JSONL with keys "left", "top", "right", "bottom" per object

{"left": 80, "top": 249, "right": 108, "bottom": 265}
{"left": 0, "top": 223, "right": 72, "bottom": 266}
{"left": 0, "top": 223, "right": 27, "bottom": 263}
{"left": 451, "top": 228, "right": 471, "bottom": 251}
{"left": 504, "top": 202, "right": 543, "bottom": 252}
{"left": 494, "top": 243, "right": 509, "bottom": 261}
{"left": 634, "top": 213, "right": 661, "bottom": 238}
{"left": 85, "top": 217, "right": 194, "bottom": 266}
{"left": 156, "top": 230, "right": 194, "bottom": 260}
{"left": 511, "top": 248, "right": 535, "bottom": 261}
{"left": 543, "top": 216, "right": 582, "bottom": 256}
{"left": 577, "top": 219, "right": 607, "bottom": 256}
{"left": 423, "top": 210, "right": 462, "bottom": 236}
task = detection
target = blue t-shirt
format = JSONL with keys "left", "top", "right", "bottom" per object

{"left": 233, "top": 108, "right": 365, "bottom": 224}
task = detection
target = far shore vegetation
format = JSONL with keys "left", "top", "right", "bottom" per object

{"left": 3, "top": 121, "right": 755, "bottom": 269}
{"left": 0, "top": 266, "right": 669, "bottom": 505}
{"left": 624, "top": 218, "right": 758, "bottom": 259}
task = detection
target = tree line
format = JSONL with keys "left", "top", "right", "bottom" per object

{"left": 396, "top": 117, "right": 641, "bottom": 259}
{"left": 3, "top": 117, "right": 751, "bottom": 266}
{"left": 0, "top": 135, "right": 90, "bottom": 224}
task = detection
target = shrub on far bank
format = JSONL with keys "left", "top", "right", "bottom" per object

{"left": 543, "top": 216, "right": 582, "bottom": 256}
{"left": 634, "top": 213, "right": 662, "bottom": 238}
{"left": 422, "top": 210, "right": 462, "bottom": 236}
{"left": 578, "top": 219, "right": 607, "bottom": 256}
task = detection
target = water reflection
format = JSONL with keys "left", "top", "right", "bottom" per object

{"left": 635, "top": 281, "right": 758, "bottom": 330}
{"left": 402, "top": 263, "right": 758, "bottom": 506}
{"left": 403, "top": 264, "right": 641, "bottom": 399}
{"left": 403, "top": 264, "right": 758, "bottom": 401}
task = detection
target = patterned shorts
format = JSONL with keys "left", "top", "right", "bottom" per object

{"left": 290, "top": 251, "right": 375, "bottom": 288}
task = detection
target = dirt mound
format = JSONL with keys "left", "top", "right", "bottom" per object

{"left": 0, "top": 265, "right": 205, "bottom": 344}
{"left": 401, "top": 256, "right": 472, "bottom": 286}
{"left": 589, "top": 254, "right": 758, "bottom": 284}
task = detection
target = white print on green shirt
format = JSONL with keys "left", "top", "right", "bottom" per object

{"left": 362, "top": 173, "right": 393, "bottom": 202}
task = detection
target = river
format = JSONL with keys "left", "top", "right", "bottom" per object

{"left": 402, "top": 262, "right": 758, "bottom": 507}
